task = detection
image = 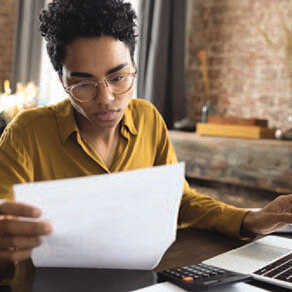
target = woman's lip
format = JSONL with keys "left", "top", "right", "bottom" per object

{"left": 93, "top": 110, "right": 120, "bottom": 121}
{"left": 96, "top": 109, "right": 119, "bottom": 114}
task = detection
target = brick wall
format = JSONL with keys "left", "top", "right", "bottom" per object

{"left": 0, "top": 0, "right": 18, "bottom": 91}
{"left": 186, "top": 0, "right": 292, "bottom": 129}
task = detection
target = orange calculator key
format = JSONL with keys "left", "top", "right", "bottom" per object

{"left": 182, "top": 277, "right": 193, "bottom": 282}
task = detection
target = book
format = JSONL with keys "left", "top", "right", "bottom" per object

{"left": 196, "top": 123, "right": 275, "bottom": 139}
{"left": 207, "top": 116, "right": 268, "bottom": 127}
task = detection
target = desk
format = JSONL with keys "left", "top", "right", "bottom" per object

{"left": 6, "top": 228, "right": 290, "bottom": 292}
{"left": 156, "top": 228, "right": 244, "bottom": 271}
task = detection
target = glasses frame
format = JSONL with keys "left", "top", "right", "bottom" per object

{"left": 65, "top": 70, "right": 137, "bottom": 103}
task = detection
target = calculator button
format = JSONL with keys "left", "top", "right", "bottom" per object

{"left": 159, "top": 263, "right": 250, "bottom": 290}
{"left": 182, "top": 277, "right": 194, "bottom": 282}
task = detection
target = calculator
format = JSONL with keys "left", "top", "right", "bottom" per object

{"left": 157, "top": 263, "right": 251, "bottom": 291}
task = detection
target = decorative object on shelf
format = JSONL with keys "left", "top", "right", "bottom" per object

{"left": 174, "top": 49, "right": 215, "bottom": 131}
{"left": 275, "top": 128, "right": 292, "bottom": 140}
{"left": 275, "top": 115, "right": 292, "bottom": 140}
{"left": 0, "top": 80, "right": 39, "bottom": 123}
{"left": 197, "top": 116, "right": 276, "bottom": 139}
{"left": 173, "top": 116, "right": 196, "bottom": 131}
{"left": 197, "top": 50, "right": 215, "bottom": 123}
{"left": 200, "top": 100, "right": 215, "bottom": 123}
{"left": 207, "top": 116, "right": 268, "bottom": 127}
{"left": 197, "top": 123, "right": 276, "bottom": 139}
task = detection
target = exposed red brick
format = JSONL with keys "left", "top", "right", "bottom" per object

{"left": 205, "top": 31, "right": 232, "bottom": 43}
{"left": 185, "top": 0, "right": 292, "bottom": 129}
{"left": 209, "top": 6, "right": 229, "bottom": 16}
{"left": 208, "top": 69, "right": 221, "bottom": 79}
{"left": 210, "top": 44, "right": 224, "bottom": 54}
{"left": 208, "top": 56, "right": 225, "bottom": 67}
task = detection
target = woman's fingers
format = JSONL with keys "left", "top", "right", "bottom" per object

{"left": 0, "top": 201, "right": 51, "bottom": 265}
{"left": 0, "top": 248, "right": 32, "bottom": 263}
{"left": 267, "top": 213, "right": 292, "bottom": 226}
{"left": 0, "top": 201, "right": 41, "bottom": 218}
{"left": 0, "top": 219, "right": 52, "bottom": 237}
{"left": 0, "top": 235, "right": 42, "bottom": 250}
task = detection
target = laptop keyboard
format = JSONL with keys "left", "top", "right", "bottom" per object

{"left": 254, "top": 253, "right": 292, "bottom": 283}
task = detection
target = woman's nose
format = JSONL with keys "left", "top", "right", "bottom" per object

{"left": 94, "top": 82, "right": 115, "bottom": 103}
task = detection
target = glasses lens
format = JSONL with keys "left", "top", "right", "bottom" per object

{"left": 69, "top": 73, "right": 135, "bottom": 101}
{"left": 72, "top": 82, "right": 96, "bottom": 101}
{"left": 107, "top": 74, "right": 134, "bottom": 94}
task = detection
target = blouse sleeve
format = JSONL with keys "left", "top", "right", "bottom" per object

{"left": 153, "top": 109, "right": 248, "bottom": 239}
{"left": 0, "top": 126, "right": 33, "bottom": 200}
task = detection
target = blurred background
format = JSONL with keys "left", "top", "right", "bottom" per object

{"left": 1, "top": 0, "right": 292, "bottom": 128}
{"left": 1, "top": 0, "right": 292, "bottom": 207}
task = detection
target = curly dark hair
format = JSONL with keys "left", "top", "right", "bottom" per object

{"left": 39, "top": 0, "right": 137, "bottom": 75}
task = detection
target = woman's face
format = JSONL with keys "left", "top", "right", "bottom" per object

{"left": 61, "top": 35, "right": 135, "bottom": 131}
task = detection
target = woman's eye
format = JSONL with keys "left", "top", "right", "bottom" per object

{"left": 77, "top": 83, "right": 93, "bottom": 89}
{"left": 109, "top": 75, "right": 124, "bottom": 82}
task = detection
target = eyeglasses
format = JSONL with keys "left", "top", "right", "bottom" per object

{"left": 65, "top": 71, "right": 137, "bottom": 103}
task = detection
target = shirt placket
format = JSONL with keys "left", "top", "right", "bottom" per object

{"left": 76, "top": 131, "right": 111, "bottom": 174}
{"left": 110, "top": 126, "right": 131, "bottom": 172}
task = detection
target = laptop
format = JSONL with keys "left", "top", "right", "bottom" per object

{"left": 203, "top": 236, "right": 292, "bottom": 290}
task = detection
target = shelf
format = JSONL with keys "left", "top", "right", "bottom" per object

{"left": 169, "top": 130, "right": 292, "bottom": 193}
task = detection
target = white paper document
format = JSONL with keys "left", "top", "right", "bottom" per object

{"left": 132, "top": 282, "right": 266, "bottom": 292}
{"left": 132, "top": 282, "right": 186, "bottom": 291}
{"left": 14, "top": 163, "right": 185, "bottom": 269}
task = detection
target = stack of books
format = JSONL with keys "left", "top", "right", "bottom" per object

{"left": 196, "top": 116, "right": 276, "bottom": 139}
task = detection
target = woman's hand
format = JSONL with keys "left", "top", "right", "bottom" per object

{"left": 241, "top": 194, "right": 292, "bottom": 236}
{"left": 0, "top": 200, "right": 52, "bottom": 264}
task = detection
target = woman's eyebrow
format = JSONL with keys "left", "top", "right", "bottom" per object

{"left": 70, "top": 72, "right": 93, "bottom": 78}
{"left": 69, "top": 63, "right": 129, "bottom": 78}
{"left": 106, "top": 63, "right": 128, "bottom": 75}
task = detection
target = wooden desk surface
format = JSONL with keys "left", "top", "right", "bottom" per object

{"left": 7, "top": 228, "right": 288, "bottom": 292}
{"left": 156, "top": 228, "right": 244, "bottom": 271}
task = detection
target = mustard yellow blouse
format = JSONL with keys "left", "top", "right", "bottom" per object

{"left": 0, "top": 98, "right": 247, "bottom": 238}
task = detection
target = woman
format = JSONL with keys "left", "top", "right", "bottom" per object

{"left": 0, "top": 0, "right": 291, "bottom": 277}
